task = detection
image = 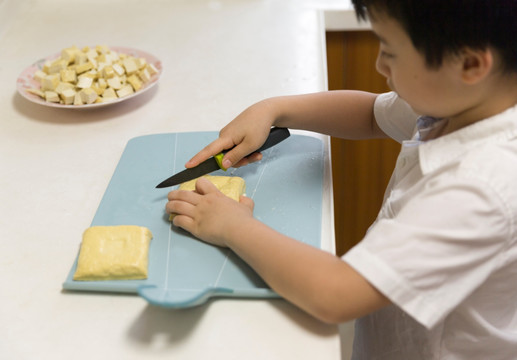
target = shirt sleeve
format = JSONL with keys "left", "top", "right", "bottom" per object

{"left": 374, "top": 92, "right": 419, "bottom": 143}
{"left": 342, "top": 174, "right": 511, "bottom": 329}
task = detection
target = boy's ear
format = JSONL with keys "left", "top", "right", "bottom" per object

{"left": 459, "top": 47, "right": 494, "bottom": 85}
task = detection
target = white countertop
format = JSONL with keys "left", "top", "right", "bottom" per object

{"left": 0, "top": 1, "right": 360, "bottom": 359}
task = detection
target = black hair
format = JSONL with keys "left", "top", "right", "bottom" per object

{"left": 351, "top": 0, "right": 517, "bottom": 73}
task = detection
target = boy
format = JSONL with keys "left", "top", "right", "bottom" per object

{"left": 166, "top": 1, "right": 517, "bottom": 358}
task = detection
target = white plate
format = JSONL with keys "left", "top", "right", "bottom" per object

{"left": 16, "top": 46, "right": 162, "bottom": 109}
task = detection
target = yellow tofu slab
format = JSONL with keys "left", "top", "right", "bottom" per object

{"left": 178, "top": 175, "right": 246, "bottom": 201}
{"left": 169, "top": 175, "right": 246, "bottom": 221}
{"left": 73, "top": 225, "right": 153, "bottom": 281}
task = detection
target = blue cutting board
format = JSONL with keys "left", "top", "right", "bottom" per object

{"left": 63, "top": 132, "right": 324, "bottom": 308}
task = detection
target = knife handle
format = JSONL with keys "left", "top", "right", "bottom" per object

{"left": 221, "top": 127, "right": 291, "bottom": 156}
{"left": 255, "top": 127, "right": 291, "bottom": 153}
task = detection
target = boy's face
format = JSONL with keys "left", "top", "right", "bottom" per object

{"left": 370, "top": 10, "right": 463, "bottom": 118}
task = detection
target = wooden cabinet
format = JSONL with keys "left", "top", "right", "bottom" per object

{"left": 325, "top": 31, "right": 400, "bottom": 256}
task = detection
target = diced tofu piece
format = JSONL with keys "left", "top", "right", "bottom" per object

{"left": 97, "top": 54, "right": 107, "bottom": 63}
{"left": 75, "top": 61, "right": 94, "bottom": 75}
{"left": 55, "top": 82, "right": 74, "bottom": 94}
{"left": 147, "top": 63, "right": 158, "bottom": 75}
{"left": 79, "top": 88, "right": 98, "bottom": 104}
{"left": 87, "top": 48, "right": 99, "bottom": 58}
{"left": 138, "top": 68, "right": 151, "bottom": 83}
{"left": 26, "top": 88, "right": 45, "bottom": 98}
{"left": 91, "top": 83, "right": 104, "bottom": 96}
{"left": 102, "top": 87, "right": 118, "bottom": 100}
{"left": 60, "top": 69, "right": 76, "bottom": 83}
{"left": 44, "top": 91, "right": 60, "bottom": 103}
{"left": 106, "top": 75, "right": 123, "bottom": 90}
{"left": 60, "top": 88, "right": 76, "bottom": 105}
{"left": 96, "top": 62, "right": 107, "bottom": 73}
{"left": 42, "top": 60, "right": 52, "bottom": 73}
{"left": 116, "top": 84, "right": 134, "bottom": 98}
{"left": 95, "top": 45, "right": 110, "bottom": 54}
{"left": 127, "top": 74, "right": 143, "bottom": 91}
{"left": 74, "top": 92, "right": 83, "bottom": 105}
{"left": 86, "top": 49, "right": 98, "bottom": 67}
{"left": 61, "top": 46, "right": 80, "bottom": 64}
{"left": 41, "top": 74, "right": 60, "bottom": 91}
{"left": 76, "top": 75, "right": 93, "bottom": 89}
{"left": 33, "top": 70, "right": 47, "bottom": 83}
{"left": 48, "top": 59, "right": 68, "bottom": 74}
{"left": 108, "top": 51, "right": 119, "bottom": 63}
{"left": 112, "top": 63, "right": 125, "bottom": 76}
{"left": 97, "top": 78, "right": 107, "bottom": 89}
{"left": 135, "top": 57, "right": 147, "bottom": 70}
{"left": 122, "top": 58, "right": 138, "bottom": 75}
{"left": 83, "top": 70, "right": 98, "bottom": 80}
{"left": 101, "top": 65, "right": 115, "bottom": 79}
{"left": 75, "top": 52, "right": 88, "bottom": 65}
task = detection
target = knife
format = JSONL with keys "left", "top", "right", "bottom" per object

{"left": 155, "top": 127, "right": 290, "bottom": 188}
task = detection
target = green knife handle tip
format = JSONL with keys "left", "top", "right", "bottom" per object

{"left": 214, "top": 153, "right": 228, "bottom": 171}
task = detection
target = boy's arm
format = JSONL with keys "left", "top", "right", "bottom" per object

{"left": 272, "top": 90, "right": 386, "bottom": 139}
{"left": 186, "top": 90, "right": 387, "bottom": 169}
{"left": 226, "top": 215, "right": 390, "bottom": 324}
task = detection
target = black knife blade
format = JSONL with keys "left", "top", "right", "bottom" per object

{"left": 155, "top": 127, "right": 290, "bottom": 188}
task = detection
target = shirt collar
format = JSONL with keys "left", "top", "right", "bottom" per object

{"left": 418, "top": 104, "right": 517, "bottom": 174}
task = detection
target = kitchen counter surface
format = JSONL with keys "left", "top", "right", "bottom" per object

{"left": 0, "top": 1, "right": 362, "bottom": 359}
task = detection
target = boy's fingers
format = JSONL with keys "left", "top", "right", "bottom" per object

{"left": 195, "top": 177, "right": 219, "bottom": 194}
{"left": 232, "top": 152, "right": 263, "bottom": 168}
{"left": 221, "top": 141, "right": 261, "bottom": 169}
{"left": 172, "top": 214, "right": 194, "bottom": 231}
{"left": 166, "top": 199, "right": 194, "bottom": 217}
{"left": 239, "top": 195, "right": 255, "bottom": 211}
{"left": 185, "top": 138, "right": 234, "bottom": 168}
{"left": 185, "top": 132, "right": 265, "bottom": 170}
{"left": 167, "top": 188, "right": 198, "bottom": 202}
{"left": 185, "top": 142, "right": 221, "bottom": 168}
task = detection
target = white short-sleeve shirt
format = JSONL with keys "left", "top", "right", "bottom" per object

{"left": 343, "top": 92, "right": 517, "bottom": 359}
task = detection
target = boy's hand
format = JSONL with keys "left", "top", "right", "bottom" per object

{"left": 185, "top": 99, "right": 277, "bottom": 170}
{"left": 166, "top": 177, "right": 255, "bottom": 247}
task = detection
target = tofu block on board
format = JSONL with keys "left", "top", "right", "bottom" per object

{"left": 169, "top": 175, "right": 246, "bottom": 221}
{"left": 73, "top": 225, "right": 153, "bottom": 281}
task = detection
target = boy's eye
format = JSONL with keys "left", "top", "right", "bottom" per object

{"left": 380, "top": 50, "right": 395, "bottom": 59}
